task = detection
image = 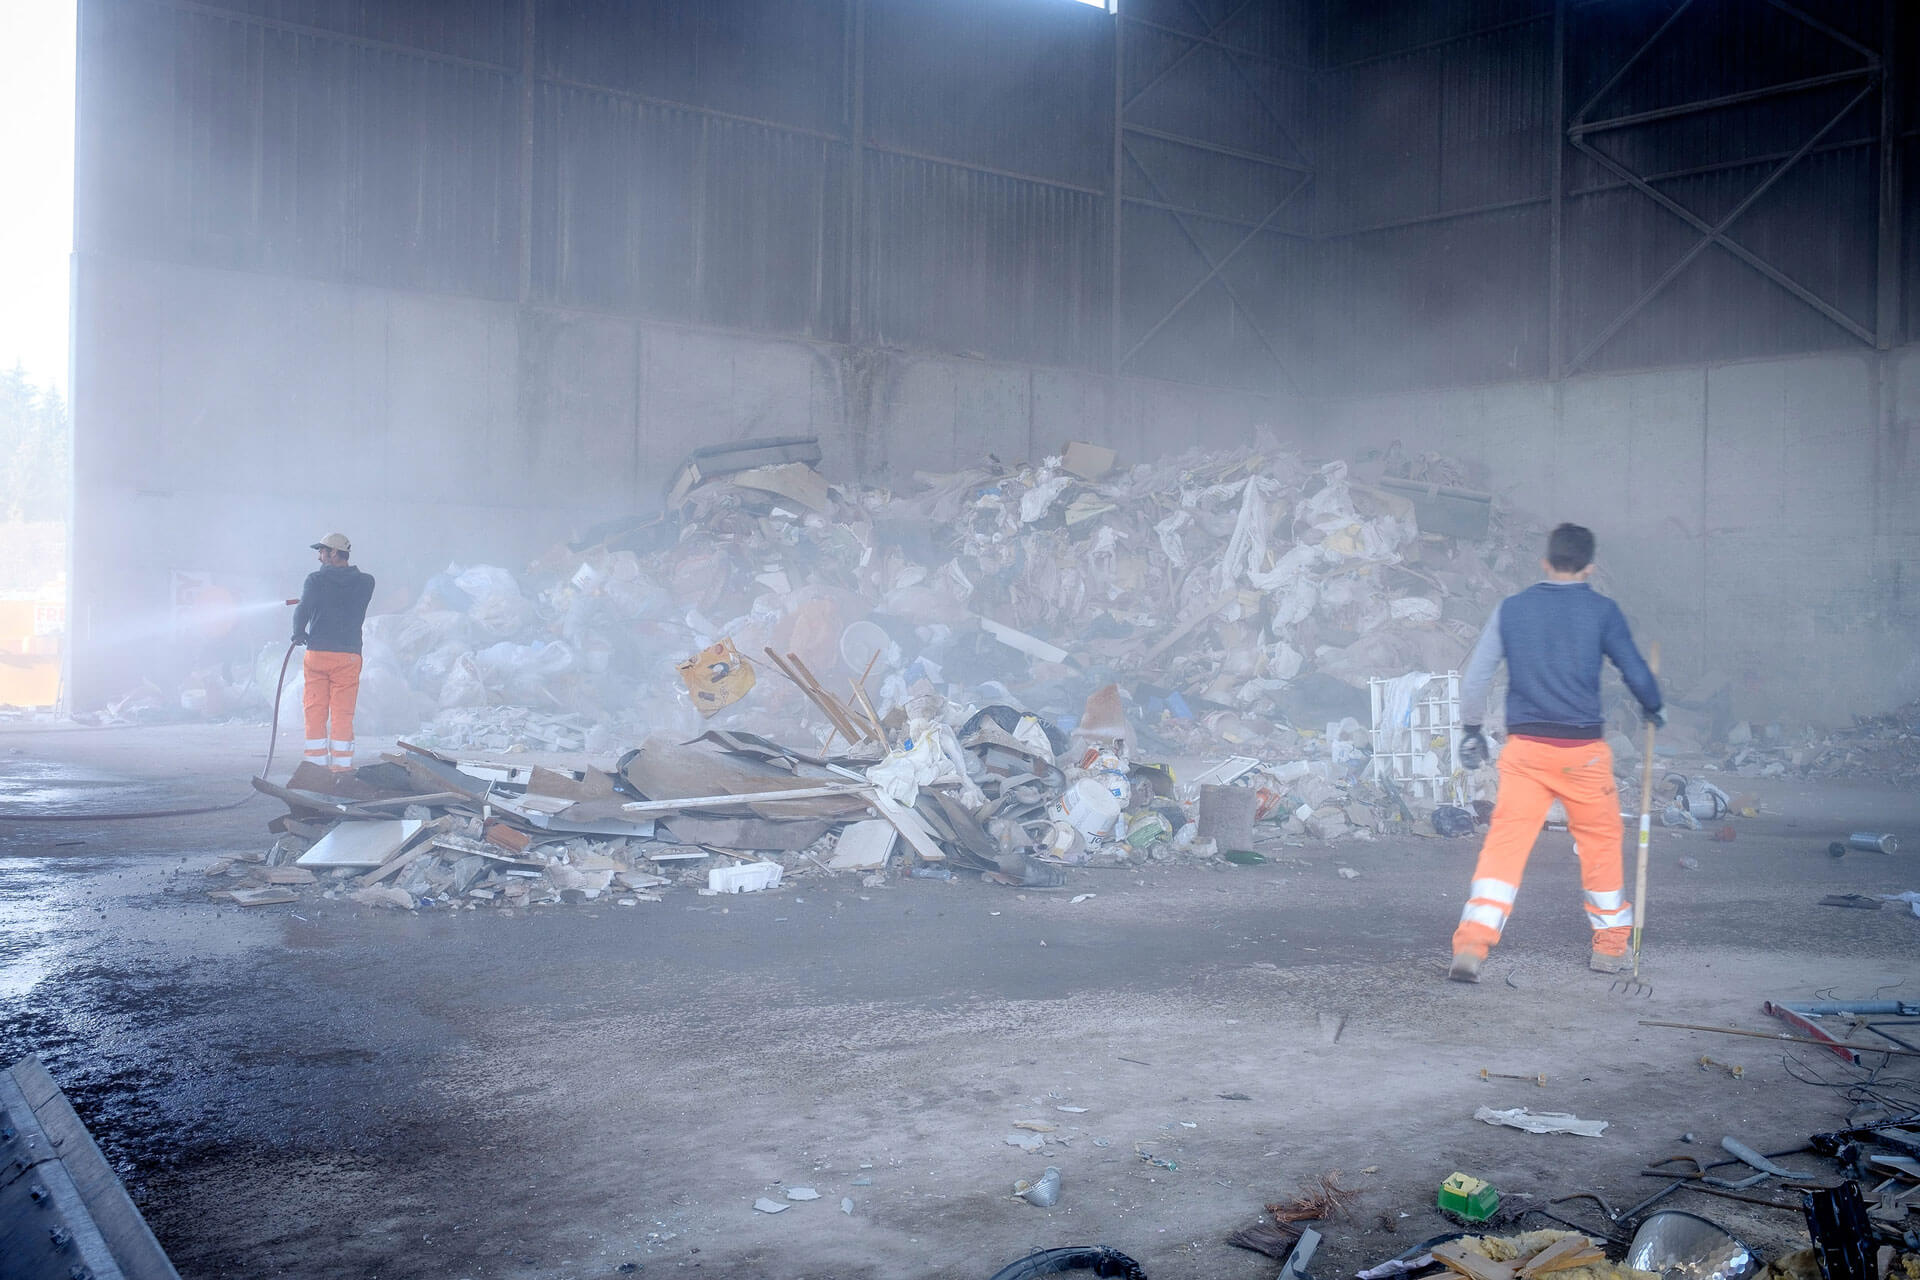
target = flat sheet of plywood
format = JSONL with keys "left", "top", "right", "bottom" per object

{"left": 297, "top": 820, "right": 424, "bottom": 868}
{"left": 827, "top": 820, "right": 898, "bottom": 870}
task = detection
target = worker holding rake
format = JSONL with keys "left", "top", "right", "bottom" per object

{"left": 1447, "top": 523, "right": 1662, "bottom": 984}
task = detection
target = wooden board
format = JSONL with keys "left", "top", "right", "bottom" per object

{"left": 1431, "top": 1242, "right": 1517, "bottom": 1280}
{"left": 230, "top": 887, "right": 298, "bottom": 907}
{"left": 1519, "top": 1239, "right": 1605, "bottom": 1277}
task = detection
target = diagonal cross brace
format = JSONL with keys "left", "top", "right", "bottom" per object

{"left": 1124, "top": 0, "right": 1261, "bottom": 112}
{"left": 1567, "top": 82, "right": 1877, "bottom": 371}
{"left": 1124, "top": 140, "right": 1301, "bottom": 395}
{"left": 1119, "top": 168, "right": 1311, "bottom": 371}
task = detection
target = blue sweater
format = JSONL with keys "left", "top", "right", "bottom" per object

{"left": 1460, "top": 581, "right": 1661, "bottom": 738}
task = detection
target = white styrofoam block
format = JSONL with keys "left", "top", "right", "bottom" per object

{"left": 707, "top": 862, "right": 783, "bottom": 894}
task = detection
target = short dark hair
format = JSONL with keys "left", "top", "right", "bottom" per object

{"left": 1547, "top": 523, "right": 1595, "bottom": 572}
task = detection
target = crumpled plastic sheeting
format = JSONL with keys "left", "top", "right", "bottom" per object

{"left": 865, "top": 720, "right": 985, "bottom": 810}
{"left": 1474, "top": 1106, "right": 1608, "bottom": 1137}
{"left": 1020, "top": 474, "right": 1075, "bottom": 523}
{"left": 1879, "top": 891, "right": 1920, "bottom": 917}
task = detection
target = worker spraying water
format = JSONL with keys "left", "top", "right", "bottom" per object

{"left": 290, "top": 533, "right": 375, "bottom": 774}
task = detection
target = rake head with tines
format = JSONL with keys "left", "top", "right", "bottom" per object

{"left": 1612, "top": 947, "right": 1653, "bottom": 997}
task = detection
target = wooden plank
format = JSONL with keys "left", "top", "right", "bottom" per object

{"left": 1432, "top": 1243, "right": 1517, "bottom": 1280}
{"left": 763, "top": 647, "right": 869, "bottom": 743}
{"left": 230, "top": 887, "right": 299, "bottom": 907}
{"left": 343, "top": 791, "right": 469, "bottom": 813}
{"left": 787, "top": 650, "right": 875, "bottom": 743}
{"left": 1519, "top": 1238, "right": 1604, "bottom": 1277}
{"left": 621, "top": 784, "right": 868, "bottom": 815}
{"left": 870, "top": 791, "right": 946, "bottom": 862}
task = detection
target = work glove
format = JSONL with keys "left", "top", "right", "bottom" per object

{"left": 1642, "top": 706, "right": 1665, "bottom": 730}
{"left": 290, "top": 634, "right": 307, "bottom": 647}
{"left": 1459, "top": 725, "right": 1490, "bottom": 770}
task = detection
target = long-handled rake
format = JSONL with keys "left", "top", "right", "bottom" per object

{"left": 1614, "top": 643, "right": 1659, "bottom": 997}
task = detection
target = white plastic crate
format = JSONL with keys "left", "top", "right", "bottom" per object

{"left": 1369, "top": 670, "right": 1466, "bottom": 804}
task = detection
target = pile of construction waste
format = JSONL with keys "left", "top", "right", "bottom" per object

{"left": 213, "top": 436, "right": 1916, "bottom": 903}
{"left": 341, "top": 436, "right": 1537, "bottom": 756}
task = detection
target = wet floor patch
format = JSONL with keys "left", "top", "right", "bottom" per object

{"left": 0, "top": 759, "right": 179, "bottom": 818}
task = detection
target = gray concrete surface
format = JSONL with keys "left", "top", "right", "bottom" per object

{"left": 2, "top": 722, "right": 1918, "bottom": 1279}
{"left": 1314, "top": 345, "right": 1920, "bottom": 723}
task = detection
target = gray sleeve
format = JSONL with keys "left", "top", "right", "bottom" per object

{"left": 1459, "top": 601, "right": 1504, "bottom": 726}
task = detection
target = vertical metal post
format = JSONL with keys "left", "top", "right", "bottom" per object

{"left": 1111, "top": 1, "right": 1125, "bottom": 375}
{"left": 1875, "top": 0, "right": 1902, "bottom": 349}
{"left": 848, "top": 0, "right": 867, "bottom": 345}
{"left": 517, "top": 0, "right": 535, "bottom": 304}
{"left": 1547, "top": 0, "right": 1567, "bottom": 378}
{"left": 692, "top": 115, "right": 709, "bottom": 318}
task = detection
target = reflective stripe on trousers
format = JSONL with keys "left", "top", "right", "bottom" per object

{"left": 1451, "top": 735, "right": 1632, "bottom": 959}
{"left": 302, "top": 651, "right": 362, "bottom": 775}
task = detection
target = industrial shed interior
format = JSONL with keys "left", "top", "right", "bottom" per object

{"left": 2, "top": 1, "right": 1918, "bottom": 1278}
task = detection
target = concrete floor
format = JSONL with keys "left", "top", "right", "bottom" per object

{"left": 1, "top": 722, "right": 1916, "bottom": 1280}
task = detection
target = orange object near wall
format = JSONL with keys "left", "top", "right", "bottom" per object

{"left": 0, "top": 598, "right": 63, "bottom": 708}
{"left": 1452, "top": 736, "right": 1634, "bottom": 960}
{"left": 302, "top": 649, "right": 361, "bottom": 771}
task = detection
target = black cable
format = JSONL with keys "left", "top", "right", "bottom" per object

{"left": 0, "top": 643, "right": 298, "bottom": 824}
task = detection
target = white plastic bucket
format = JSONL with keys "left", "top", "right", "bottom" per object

{"left": 1061, "top": 777, "right": 1124, "bottom": 836}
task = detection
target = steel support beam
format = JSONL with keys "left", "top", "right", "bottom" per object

{"left": 848, "top": 0, "right": 867, "bottom": 344}
{"left": 1118, "top": 13, "right": 1310, "bottom": 75}
{"left": 1571, "top": 0, "right": 1694, "bottom": 126}
{"left": 1567, "top": 83, "right": 1879, "bottom": 372}
{"left": 1876, "top": 0, "right": 1903, "bottom": 348}
{"left": 143, "top": 0, "right": 513, "bottom": 73}
{"left": 1548, "top": 0, "right": 1567, "bottom": 378}
{"left": 1118, "top": 172, "right": 1309, "bottom": 370}
{"left": 516, "top": 0, "right": 535, "bottom": 304}
{"left": 1122, "top": 0, "right": 1258, "bottom": 111}
{"left": 1112, "top": 2, "right": 1124, "bottom": 374}
{"left": 1123, "top": 195, "right": 1313, "bottom": 237}
{"left": 1123, "top": 124, "right": 1310, "bottom": 173}
{"left": 1572, "top": 68, "right": 1876, "bottom": 136}
{"left": 1125, "top": 142, "right": 1297, "bottom": 393}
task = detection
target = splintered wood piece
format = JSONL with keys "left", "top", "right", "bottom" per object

{"left": 1432, "top": 1242, "right": 1518, "bottom": 1280}
{"left": 1519, "top": 1238, "right": 1606, "bottom": 1277}
{"left": 764, "top": 648, "right": 869, "bottom": 743}
{"left": 786, "top": 652, "right": 870, "bottom": 741}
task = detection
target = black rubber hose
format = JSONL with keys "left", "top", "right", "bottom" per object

{"left": 0, "top": 643, "right": 298, "bottom": 823}
{"left": 987, "top": 1247, "right": 1148, "bottom": 1280}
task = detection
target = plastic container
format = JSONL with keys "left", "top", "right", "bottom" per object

{"left": 1437, "top": 1172, "right": 1498, "bottom": 1222}
{"left": 707, "top": 862, "right": 784, "bottom": 893}
{"left": 840, "top": 620, "right": 892, "bottom": 673}
{"left": 1848, "top": 832, "right": 1899, "bottom": 855}
{"left": 1061, "top": 778, "right": 1124, "bottom": 837}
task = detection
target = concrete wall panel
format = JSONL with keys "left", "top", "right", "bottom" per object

{"left": 70, "top": 254, "right": 1283, "bottom": 704}
{"left": 1312, "top": 347, "right": 1920, "bottom": 723}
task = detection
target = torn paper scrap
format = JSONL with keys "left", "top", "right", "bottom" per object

{"left": 1473, "top": 1106, "right": 1608, "bottom": 1137}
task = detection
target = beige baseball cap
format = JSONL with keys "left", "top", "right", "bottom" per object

{"left": 310, "top": 533, "right": 351, "bottom": 553}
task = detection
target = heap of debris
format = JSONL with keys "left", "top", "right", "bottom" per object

{"left": 347, "top": 436, "right": 1540, "bottom": 760}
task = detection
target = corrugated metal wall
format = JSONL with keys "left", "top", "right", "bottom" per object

{"left": 1314, "top": 0, "right": 1911, "bottom": 393}
{"left": 75, "top": 0, "right": 1912, "bottom": 403}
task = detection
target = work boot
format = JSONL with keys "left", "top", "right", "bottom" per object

{"left": 1448, "top": 951, "right": 1483, "bottom": 983}
{"left": 1588, "top": 948, "right": 1629, "bottom": 974}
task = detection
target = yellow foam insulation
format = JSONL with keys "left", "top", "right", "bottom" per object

{"left": 1456, "top": 1230, "right": 1661, "bottom": 1280}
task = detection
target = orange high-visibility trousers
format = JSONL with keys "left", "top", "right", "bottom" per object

{"left": 302, "top": 650, "right": 362, "bottom": 772}
{"left": 1452, "top": 736, "right": 1633, "bottom": 960}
